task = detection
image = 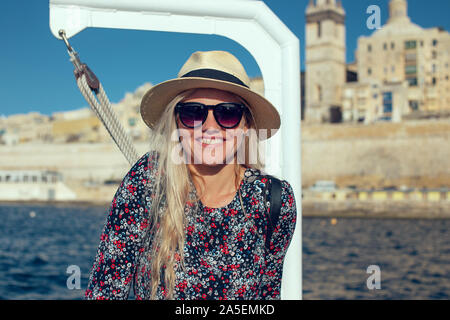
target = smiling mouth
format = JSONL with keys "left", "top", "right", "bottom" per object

{"left": 201, "top": 138, "right": 224, "bottom": 145}
{"left": 194, "top": 136, "right": 226, "bottom": 147}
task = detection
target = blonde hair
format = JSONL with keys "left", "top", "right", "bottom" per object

{"left": 145, "top": 89, "right": 264, "bottom": 299}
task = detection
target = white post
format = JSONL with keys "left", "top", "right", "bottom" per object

{"left": 49, "top": 0, "right": 302, "bottom": 300}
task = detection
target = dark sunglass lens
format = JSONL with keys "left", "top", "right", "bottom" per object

{"left": 215, "top": 104, "right": 244, "bottom": 128}
{"left": 178, "top": 104, "right": 206, "bottom": 128}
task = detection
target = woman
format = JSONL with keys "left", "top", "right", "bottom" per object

{"left": 85, "top": 51, "right": 297, "bottom": 300}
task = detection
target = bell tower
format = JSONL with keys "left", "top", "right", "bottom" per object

{"left": 305, "top": 0, "right": 346, "bottom": 123}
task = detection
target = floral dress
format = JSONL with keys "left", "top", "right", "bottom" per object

{"left": 85, "top": 151, "right": 297, "bottom": 300}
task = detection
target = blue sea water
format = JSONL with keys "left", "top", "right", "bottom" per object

{"left": 0, "top": 204, "right": 449, "bottom": 300}
{"left": 302, "top": 217, "right": 450, "bottom": 299}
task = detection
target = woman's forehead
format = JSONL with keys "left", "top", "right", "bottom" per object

{"left": 182, "top": 88, "right": 243, "bottom": 103}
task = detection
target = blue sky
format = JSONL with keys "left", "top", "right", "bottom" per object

{"left": 1, "top": 0, "right": 449, "bottom": 116}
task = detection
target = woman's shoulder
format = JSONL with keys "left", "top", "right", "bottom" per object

{"left": 118, "top": 150, "right": 160, "bottom": 190}
{"left": 128, "top": 150, "right": 159, "bottom": 174}
{"left": 135, "top": 150, "right": 159, "bottom": 167}
{"left": 113, "top": 150, "right": 160, "bottom": 205}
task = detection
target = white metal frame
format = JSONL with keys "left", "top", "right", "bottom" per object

{"left": 49, "top": 0, "right": 302, "bottom": 300}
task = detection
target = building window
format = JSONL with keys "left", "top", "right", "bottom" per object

{"left": 409, "top": 101, "right": 419, "bottom": 111}
{"left": 432, "top": 64, "right": 437, "bottom": 73}
{"left": 383, "top": 92, "right": 393, "bottom": 114}
{"left": 317, "top": 85, "right": 323, "bottom": 102}
{"left": 432, "top": 51, "right": 437, "bottom": 59}
{"left": 329, "top": 106, "right": 342, "bottom": 123}
{"left": 128, "top": 117, "right": 136, "bottom": 127}
{"left": 405, "top": 65, "right": 417, "bottom": 75}
{"left": 407, "top": 78, "right": 418, "bottom": 86}
{"left": 368, "top": 68, "right": 372, "bottom": 76}
{"left": 432, "top": 39, "right": 438, "bottom": 47}
{"left": 432, "top": 77, "right": 437, "bottom": 86}
{"left": 383, "top": 43, "right": 387, "bottom": 50}
{"left": 317, "top": 21, "right": 321, "bottom": 38}
{"left": 392, "top": 66, "right": 396, "bottom": 73}
{"left": 405, "top": 40, "right": 417, "bottom": 50}
{"left": 391, "top": 42, "right": 395, "bottom": 50}
{"left": 368, "top": 44, "right": 372, "bottom": 52}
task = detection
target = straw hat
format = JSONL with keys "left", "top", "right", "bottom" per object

{"left": 140, "top": 50, "right": 280, "bottom": 139}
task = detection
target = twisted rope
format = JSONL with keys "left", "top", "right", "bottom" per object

{"left": 76, "top": 73, "right": 140, "bottom": 166}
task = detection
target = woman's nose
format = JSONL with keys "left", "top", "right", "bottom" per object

{"left": 202, "top": 110, "right": 221, "bottom": 130}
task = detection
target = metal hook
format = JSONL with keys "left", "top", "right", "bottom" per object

{"left": 57, "top": 29, "right": 100, "bottom": 92}
{"left": 58, "top": 29, "right": 83, "bottom": 72}
{"left": 58, "top": 29, "right": 74, "bottom": 53}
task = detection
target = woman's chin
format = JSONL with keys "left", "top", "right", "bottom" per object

{"left": 194, "top": 155, "right": 226, "bottom": 166}
{"left": 189, "top": 145, "right": 234, "bottom": 165}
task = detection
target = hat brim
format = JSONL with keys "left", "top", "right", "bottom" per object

{"left": 140, "top": 77, "right": 280, "bottom": 140}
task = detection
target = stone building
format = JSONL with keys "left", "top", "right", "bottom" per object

{"left": 112, "top": 82, "right": 153, "bottom": 142}
{"left": 0, "top": 112, "right": 53, "bottom": 144}
{"left": 345, "top": 0, "right": 450, "bottom": 123}
{"left": 0, "top": 83, "right": 154, "bottom": 145}
{"left": 0, "top": 169, "right": 76, "bottom": 201}
{"left": 305, "top": 0, "right": 346, "bottom": 123}
{"left": 305, "top": 0, "right": 450, "bottom": 123}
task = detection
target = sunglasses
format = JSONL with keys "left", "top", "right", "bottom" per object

{"left": 175, "top": 102, "right": 247, "bottom": 129}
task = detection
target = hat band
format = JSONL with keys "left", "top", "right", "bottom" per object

{"left": 181, "top": 69, "right": 249, "bottom": 88}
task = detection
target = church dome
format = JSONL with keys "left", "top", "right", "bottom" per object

{"left": 372, "top": 0, "right": 424, "bottom": 37}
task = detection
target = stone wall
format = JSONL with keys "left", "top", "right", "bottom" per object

{"left": 301, "top": 120, "right": 450, "bottom": 188}
{"left": 0, "top": 141, "right": 151, "bottom": 184}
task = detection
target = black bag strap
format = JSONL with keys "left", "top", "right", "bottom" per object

{"left": 264, "top": 175, "right": 282, "bottom": 249}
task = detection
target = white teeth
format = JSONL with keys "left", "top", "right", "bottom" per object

{"left": 201, "top": 138, "right": 223, "bottom": 145}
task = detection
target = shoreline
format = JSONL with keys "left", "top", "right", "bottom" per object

{"left": 302, "top": 200, "right": 450, "bottom": 219}
{"left": 1, "top": 199, "right": 449, "bottom": 219}
{"left": 0, "top": 200, "right": 110, "bottom": 209}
